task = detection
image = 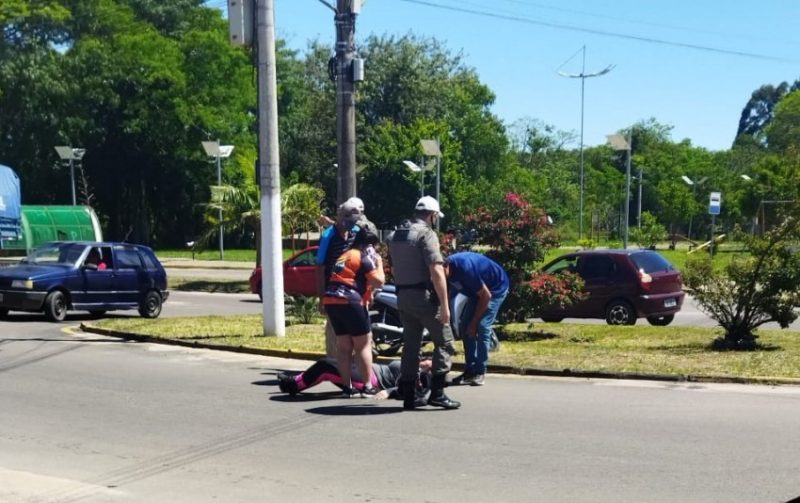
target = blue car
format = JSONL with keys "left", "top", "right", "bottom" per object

{"left": 0, "top": 241, "right": 169, "bottom": 322}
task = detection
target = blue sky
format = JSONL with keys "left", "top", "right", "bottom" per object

{"left": 260, "top": 0, "right": 800, "bottom": 151}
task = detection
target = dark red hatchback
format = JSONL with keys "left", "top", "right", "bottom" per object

{"left": 539, "top": 249, "right": 684, "bottom": 326}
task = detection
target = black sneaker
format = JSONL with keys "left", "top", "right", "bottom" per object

{"left": 341, "top": 386, "right": 358, "bottom": 398}
{"left": 451, "top": 372, "right": 475, "bottom": 386}
{"left": 361, "top": 385, "right": 378, "bottom": 397}
{"left": 428, "top": 392, "right": 461, "bottom": 409}
{"left": 278, "top": 376, "right": 299, "bottom": 395}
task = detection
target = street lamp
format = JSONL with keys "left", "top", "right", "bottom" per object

{"left": 54, "top": 146, "right": 86, "bottom": 205}
{"left": 558, "top": 46, "right": 614, "bottom": 240}
{"left": 680, "top": 175, "right": 708, "bottom": 241}
{"left": 402, "top": 160, "right": 426, "bottom": 198}
{"left": 202, "top": 140, "right": 234, "bottom": 260}
{"left": 420, "top": 139, "right": 443, "bottom": 230}
{"left": 606, "top": 132, "right": 632, "bottom": 249}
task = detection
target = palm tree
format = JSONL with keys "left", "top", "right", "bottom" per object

{"left": 281, "top": 183, "right": 324, "bottom": 251}
{"left": 198, "top": 182, "right": 323, "bottom": 264}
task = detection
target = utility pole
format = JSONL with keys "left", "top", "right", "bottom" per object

{"left": 256, "top": 0, "right": 285, "bottom": 336}
{"left": 334, "top": 0, "right": 362, "bottom": 204}
{"left": 558, "top": 46, "right": 614, "bottom": 240}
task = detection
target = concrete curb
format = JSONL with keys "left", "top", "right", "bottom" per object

{"left": 79, "top": 323, "right": 800, "bottom": 387}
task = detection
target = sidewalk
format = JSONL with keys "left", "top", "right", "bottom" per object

{"left": 158, "top": 257, "right": 254, "bottom": 270}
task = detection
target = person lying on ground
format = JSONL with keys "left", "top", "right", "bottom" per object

{"left": 277, "top": 357, "right": 432, "bottom": 400}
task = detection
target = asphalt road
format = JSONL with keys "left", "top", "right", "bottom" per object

{"left": 2, "top": 317, "right": 800, "bottom": 503}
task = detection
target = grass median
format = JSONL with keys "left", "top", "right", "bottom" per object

{"left": 90, "top": 316, "right": 800, "bottom": 383}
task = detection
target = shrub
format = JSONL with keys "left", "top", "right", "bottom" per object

{"left": 683, "top": 210, "right": 800, "bottom": 350}
{"left": 630, "top": 211, "right": 667, "bottom": 249}
{"left": 288, "top": 295, "right": 321, "bottom": 324}
{"left": 516, "top": 271, "right": 587, "bottom": 321}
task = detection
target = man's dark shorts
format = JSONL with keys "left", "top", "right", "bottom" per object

{"left": 325, "top": 304, "right": 371, "bottom": 336}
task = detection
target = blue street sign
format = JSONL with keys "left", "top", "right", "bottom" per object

{"left": 709, "top": 191, "right": 721, "bottom": 215}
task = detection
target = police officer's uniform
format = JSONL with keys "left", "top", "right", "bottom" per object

{"left": 387, "top": 218, "right": 457, "bottom": 406}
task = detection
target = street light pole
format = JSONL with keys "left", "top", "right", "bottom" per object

{"left": 606, "top": 132, "right": 632, "bottom": 249}
{"left": 69, "top": 158, "right": 76, "bottom": 205}
{"left": 637, "top": 165, "right": 643, "bottom": 229}
{"left": 54, "top": 146, "right": 86, "bottom": 206}
{"left": 202, "top": 141, "right": 234, "bottom": 260}
{"left": 420, "top": 139, "right": 443, "bottom": 230}
{"left": 623, "top": 130, "right": 632, "bottom": 248}
{"left": 216, "top": 140, "right": 223, "bottom": 260}
{"left": 558, "top": 46, "right": 614, "bottom": 240}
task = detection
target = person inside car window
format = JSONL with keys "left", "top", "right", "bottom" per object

{"left": 86, "top": 248, "right": 107, "bottom": 270}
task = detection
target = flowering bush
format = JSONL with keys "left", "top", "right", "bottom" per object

{"left": 462, "top": 192, "right": 580, "bottom": 322}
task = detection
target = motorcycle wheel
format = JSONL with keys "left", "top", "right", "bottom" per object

{"left": 370, "top": 310, "right": 404, "bottom": 357}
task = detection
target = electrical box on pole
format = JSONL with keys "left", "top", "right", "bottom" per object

{"left": 352, "top": 58, "right": 365, "bottom": 82}
{"left": 228, "top": 0, "right": 253, "bottom": 46}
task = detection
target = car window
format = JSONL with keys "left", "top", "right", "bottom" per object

{"left": 289, "top": 250, "right": 317, "bottom": 267}
{"left": 580, "top": 255, "right": 616, "bottom": 280}
{"left": 140, "top": 249, "right": 160, "bottom": 270}
{"left": 544, "top": 256, "right": 578, "bottom": 275}
{"left": 630, "top": 252, "right": 675, "bottom": 273}
{"left": 115, "top": 246, "right": 143, "bottom": 269}
{"left": 24, "top": 243, "right": 84, "bottom": 266}
{"left": 85, "top": 246, "right": 113, "bottom": 269}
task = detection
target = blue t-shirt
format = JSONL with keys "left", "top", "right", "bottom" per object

{"left": 446, "top": 252, "right": 509, "bottom": 298}
{"left": 316, "top": 224, "right": 358, "bottom": 282}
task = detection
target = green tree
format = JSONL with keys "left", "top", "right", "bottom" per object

{"left": 735, "top": 81, "right": 799, "bottom": 146}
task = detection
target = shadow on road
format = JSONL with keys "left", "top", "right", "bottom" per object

{"left": 304, "top": 404, "right": 403, "bottom": 416}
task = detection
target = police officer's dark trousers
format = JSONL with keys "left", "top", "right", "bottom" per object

{"left": 397, "top": 288, "right": 459, "bottom": 409}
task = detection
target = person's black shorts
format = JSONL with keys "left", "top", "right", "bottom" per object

{"left": 325, "top": 304, "right": 371, "bottom": 336}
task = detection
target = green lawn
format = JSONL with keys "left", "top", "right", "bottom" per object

{"left": 90, "top": 316, "right": 800, "bottom": 382}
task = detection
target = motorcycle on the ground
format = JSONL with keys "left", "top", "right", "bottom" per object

{"left": 369, "top": 284, "right": 501, "bottom": 357}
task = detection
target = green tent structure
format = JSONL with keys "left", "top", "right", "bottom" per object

{"left": 0, "top": 205, "right": 103, "bottom": 254}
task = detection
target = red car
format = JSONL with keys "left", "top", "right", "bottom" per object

{"left": 539, "top": 249, "right": 685, "bottom": 326}
{"left": 249, "top": 246, "right": 318, "bottom": 301}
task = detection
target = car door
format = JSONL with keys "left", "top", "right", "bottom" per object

{"left": 575, "top": 254, "right": 620, "bottom": 317}
{"left": 79, "top": 245, "right": 116, "bottom": 309}
{"left": 283, "top": 248, "right": 318, "bottom": 296}
{"left": 113, "top": 245, "right": 146, "bottom": 306}
{"left": 540, "top": 254, "right": 579, "bottom": 317}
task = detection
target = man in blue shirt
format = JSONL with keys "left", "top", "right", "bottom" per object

{"left": 444, "top": 251, "right": 510, "bottom": 386}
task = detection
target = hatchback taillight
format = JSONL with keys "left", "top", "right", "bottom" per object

{"left": 638, "top": 269, "right": 652, "bottom": 289}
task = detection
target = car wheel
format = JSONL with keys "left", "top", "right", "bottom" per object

{"left": 606, "top": 300, "right": 636, "bottom": 325}
{"left": 647, "top": 314, "right": 675, "bottom": 326}
{"left": 139, "top": 290, "right": 163, "bottom": 318}
{"left": 44, "top": 290, "right": 68, "bottom": 322}
{"left": 88, "top": 310, "right": 107, "bottom": 318}
{"left": 540, "top": 316, "right": 564, "bottom": 323}
{"left": 0, "top": 308, "right": 8, "bottom": 318}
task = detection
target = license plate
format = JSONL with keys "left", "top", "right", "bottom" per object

{"left": 664, "top": 298, "right": 676, "bottom": 308}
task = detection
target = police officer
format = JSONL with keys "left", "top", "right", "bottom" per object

{"left": 387, "top": 196, "right": 460, "bottom": 410}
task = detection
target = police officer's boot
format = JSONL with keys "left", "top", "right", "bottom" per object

{"left": 428, "top": 374, "right": 461, "bottom": 409}
{"left": 400, "top": 380, "right": 420, "bottom": 410}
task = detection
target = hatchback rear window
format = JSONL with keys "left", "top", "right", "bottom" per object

{"left": 630, "top": 252, "right": 674, "bottom": 273}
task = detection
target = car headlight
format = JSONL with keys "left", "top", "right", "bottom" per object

{"left": 11, "top": 279, "right": 34, "bottom": 289}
